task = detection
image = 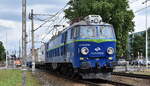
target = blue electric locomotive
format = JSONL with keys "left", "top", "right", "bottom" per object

{"left": 44, "top": 15, "right": 116, "bottom": 79}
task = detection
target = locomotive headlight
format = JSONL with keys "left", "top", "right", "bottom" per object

{"left": 108, "top": 57, "right": 113, "bottom": 60}
{"left": 107, "top": 47, "right": 114, "bottom": 55}
{"left": 80, "top": 57, "right": 84, "bottom": 60}
{"left": 81, "top": 47, "right": 89, "bottom": 55}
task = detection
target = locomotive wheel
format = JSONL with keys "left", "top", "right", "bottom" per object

{"left": 51, "top": 63, "right": 58, "bottom": 70}
{"left": 59, "top": 64, "right": 75, "bottom": 78}
{"left": 67, "top": 64, "right": 74, "bottom": 78}
{"left": 58, "top": 64, "right": 67, "bottom": 75}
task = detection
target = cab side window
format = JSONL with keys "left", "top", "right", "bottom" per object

{"left": 71, "top": 27, "right": 78, "bottom": 39}
{"left": 67, "top": 29, "right": 71, "bottom": 41}
{"left": 71, "top": 28, "right": 74, "bottom": 39}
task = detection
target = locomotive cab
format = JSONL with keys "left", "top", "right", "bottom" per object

{"left": 71, "top": 15, "right": 116, "bottom": 74}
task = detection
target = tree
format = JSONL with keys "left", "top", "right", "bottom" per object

{"left": 129, "top": 27, "right": 150, "bottom": 60}
{"left": 130, "top": 34, "right": 145, "bottom": 60}
{"left": 0, "top": 41, "right": 6, "bottom": 61}
{"left": 64, "top": 0, "right": 134, "bottom": 58}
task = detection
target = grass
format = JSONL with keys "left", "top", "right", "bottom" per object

{"left": 0, "top": 69, "right": 41, "bottom": 86}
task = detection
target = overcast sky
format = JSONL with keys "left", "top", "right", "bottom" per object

{"left": 0, "top": 0, "right": 150, "bottom": 55}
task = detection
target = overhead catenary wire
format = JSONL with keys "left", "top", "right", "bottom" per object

{"left": 33, "top": 4, "right": 68, "bottom": 31}
{"left": 129, "top": 0, "right": 141, "bottom": 4}
{"left": 41, "top": 16, "right": 66, "bottom": 41}
{"left": 40, "top": 11, "right": 67, "bottom": 39}
{"left": 29, "top": 3, "right": 68, "bottom": 43}
{"left": 134, "top": 4, "right": 150, "bottom": 13}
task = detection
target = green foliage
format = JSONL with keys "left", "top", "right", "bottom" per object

{"left": 0, "top": 41, "right": 5, "bottom": 61}
{"left": 130, "top": 28, "right": 150, "bottom": 60}
{"left": 130, "top": 33, "right": 145, "bottom": 59}
{"left": 64, "top": 0, "right": 135, "bottom": 58}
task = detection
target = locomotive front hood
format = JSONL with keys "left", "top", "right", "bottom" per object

{"left": 76, "top": 39, "right": 116, "bottom": 58}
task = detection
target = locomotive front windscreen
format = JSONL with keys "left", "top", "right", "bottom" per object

{"left": 80, "top": 25, "right": 115, "bottom": 39}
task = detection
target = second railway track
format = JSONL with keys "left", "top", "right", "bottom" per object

{"left": 111, "top": 72, "right": 150, "bottom": 86}
{"left": 112, "top": 72, "right": 150, "bottom": 79}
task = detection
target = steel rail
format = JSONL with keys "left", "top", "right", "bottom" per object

{"left": 36, "top": 67, "right": 132, "bottom": 86}
{"left": 112, "top": 72, "right": 150, "bottom": 79}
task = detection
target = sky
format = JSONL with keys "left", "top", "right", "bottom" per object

{"left": 0, "top": 0, "right": 69, "bottom": 55}
{"left": 0, "top": 0, "right": 150, "bottom": 55}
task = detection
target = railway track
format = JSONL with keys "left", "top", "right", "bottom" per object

{"left": 112, "top": 72, "right": 150, "bottom": 79}
{"left": 111, "top": 72, "right": 150, "bottom": 86}
{"left": 80, "top": 79, "right": 133, "bottom": 86}
{"left": 35, "top": 68, "right": 133, "bottom": 86}
{"left": 49, "top": 73, "right": 133, "bottom": 86}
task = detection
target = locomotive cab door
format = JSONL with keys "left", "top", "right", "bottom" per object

{"left": 64, "top": 31, "right": 67, "bottom": 61}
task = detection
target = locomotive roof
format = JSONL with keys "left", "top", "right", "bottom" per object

{"left": 63, "top": 20, "right": 111, "bottom": 32}
{"left": 48, "top": 20, "right": 111, "bottom": 42}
